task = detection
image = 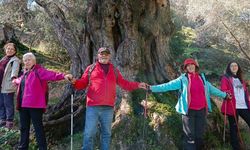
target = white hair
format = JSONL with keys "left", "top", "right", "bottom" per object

{"left": 23, "top": 52, "right": 36, "bottom": 62}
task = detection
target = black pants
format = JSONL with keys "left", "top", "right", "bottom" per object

{"left": 228, "top": 109, "right": 250, "bottom": 150}
{"left": 18, "top": 108, "right": 47, "bottom": 150}
{"left": 182, "top": 108, "right": 206, "bottom": 150}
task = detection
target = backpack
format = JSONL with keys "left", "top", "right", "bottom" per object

{"left": 34, "top": 69, "right": 49, "bottom": 105}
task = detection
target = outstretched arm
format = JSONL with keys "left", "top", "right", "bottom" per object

{"left": 71, "top": 67, "right": 90, "bottom": 90}
{"left": 208, "top": 82, "right": 227, "bottom": 99}
{"left": 150, "top": 77, "right": 182, "bottom": 93}
{"left": 116, "top": 70, "right": 141, "bottom": 91}
{"left": 36, "top": 67, "right": 65, "bottom": 81}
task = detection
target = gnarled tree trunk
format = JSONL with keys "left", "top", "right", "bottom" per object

{"left": 35, "top": 0, "right": 174, "bottom": 147}
{"left": 0, "top": 23, "right": 16, "bottom": 43}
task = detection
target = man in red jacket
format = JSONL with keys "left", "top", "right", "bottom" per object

{"left": 71, "top": 47, "right": 147, "bottom": 150}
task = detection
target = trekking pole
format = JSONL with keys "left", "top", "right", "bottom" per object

{"left": 223, "top": 101, "right": 227, "bottom": 143}
{"left": 142, "top": 86, "right": 150, "bottom": 150}
{"left": 144, "top": 90, "right": 148, "bottom": 119}
{"left": 70, "top": 92, "right": 74, "bottom": 150}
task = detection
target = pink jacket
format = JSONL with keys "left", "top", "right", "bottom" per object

{"left": 221, "top": 75, "right": 250, "bottom": 116}
{"left": 74, "top": 62, "right": 140, "bottom": 107}
{"left": 14, "top": 64, "right": 65, "bottom": 109}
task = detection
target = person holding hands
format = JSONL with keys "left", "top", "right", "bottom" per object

{"left": 149, "top": 58, "right": 231, "bottom": 150}
{"left": 220, "top": 61, "right": 250, "bottom": 150}
{"left": 71, "top": 47, "right": 147, "bottom": 150}
{"left": 13, "top": 52, "right": 72, "bottom": 150}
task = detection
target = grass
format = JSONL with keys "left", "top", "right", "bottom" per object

{"left": 50, "top": 132, "right": 83, "bottom": 150}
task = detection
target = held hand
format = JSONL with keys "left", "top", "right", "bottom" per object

{"left": 139, "top": 82, "right": 148, "bottom": 90}
{"left": 12, "top": 79, "right": 16, "bottom": 84}
{"left": 146, "top": 84, "right": 152, "bottom": 94}
{"left": 64, "top": 74, "right": 73, "bottom": 82}
{"left": 140, "top": 100, "right": 148, "bottom": 107}
{"left": 71, "top": 78, "right": 77, "bottom": 84}
{"left": 12, "top": 79, "right": 18, "bottom": 86}
{"left": 247, "top": 80, "right": 250, "bottom": 87}
{"left": 225, "top": 92, "right": 232, "bottom": 100}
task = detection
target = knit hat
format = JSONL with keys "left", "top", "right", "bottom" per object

{"left": 183, "top": 58, "right": 198, "bottom": 68}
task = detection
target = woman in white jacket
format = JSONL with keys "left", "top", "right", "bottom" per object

{"left": 0, "top": 42, "right": 21, "bottom": 129}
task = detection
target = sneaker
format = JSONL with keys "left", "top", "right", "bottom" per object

{"left": 5, "top": 121, "right": 14, "bottom": 129}
{"left": 0, "top": 120, "right": 6, "bottom": 127}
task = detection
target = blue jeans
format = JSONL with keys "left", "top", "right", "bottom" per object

{"left": 82, "top": 106, "right": 114, "bottom": 150}
{"left": 0, "top": 93, "right": 15, "bottom": 121}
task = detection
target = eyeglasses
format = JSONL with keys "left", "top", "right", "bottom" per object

{"left": 6, "top": 47, "right": 16, "bottom": 51}
{"left": 99, "top": 52, "right": 110, "bottom": 56}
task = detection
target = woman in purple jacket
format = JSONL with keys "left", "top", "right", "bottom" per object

{"left": 13, "top": 52, "right": 72, "bottom": 150}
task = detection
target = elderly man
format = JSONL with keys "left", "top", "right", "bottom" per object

{"left": 71, "top": 47, "right": 147, "bottom": 150}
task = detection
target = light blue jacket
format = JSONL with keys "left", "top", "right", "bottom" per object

{"left": 150, "top": 73, "right": 226, "bottom": 115}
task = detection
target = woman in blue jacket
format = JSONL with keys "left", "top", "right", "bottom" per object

{"left": 150, "top": 58, "right": 230, "bottom": 150}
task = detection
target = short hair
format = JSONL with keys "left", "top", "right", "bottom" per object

{"left": 23, "top": 52, "right": 36, "bottom": 63}
{"left": 4, "top": 42, "right": 17, "bottom": 52}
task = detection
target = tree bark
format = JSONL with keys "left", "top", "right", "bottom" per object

{"left": 35, "top": 0, "right": 174, "bottom": 147}
{"left": 2, "top": 23, "right": 16, "bottom": 42}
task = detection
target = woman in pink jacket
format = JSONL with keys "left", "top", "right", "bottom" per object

{"left": 221, "top": 61, "right": 250, "bottom": 150}
{"left": 13, "top": 52, "right": 72, "bottom": 150}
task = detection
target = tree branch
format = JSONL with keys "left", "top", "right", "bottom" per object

{"left": 35, "top": 0, "right": 79, "bottom": 59}
{"left": 221, "top": 21, "right": 250, "bottom": 61}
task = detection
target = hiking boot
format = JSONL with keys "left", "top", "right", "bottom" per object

{"left": 0, "top": 120, "right": 6, "bottom": 127}
{"left": 5, "top": 121, "right": 14, "bottom": 129}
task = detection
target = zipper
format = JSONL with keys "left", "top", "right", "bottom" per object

{"left": 104, "top": 64, "right": 111, "bottom": 101}
{"left": 186, "top": 74, "right": 191, "bottom": 113}
{"left": 200, "top": 74, "right": 208, "bottom": 113}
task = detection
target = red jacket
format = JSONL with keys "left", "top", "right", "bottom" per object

{"left": 220, "top": 75, "right": 250, "bottom": 116}
{"left": 74, "top": 62, "right": 140, "bottom": 107}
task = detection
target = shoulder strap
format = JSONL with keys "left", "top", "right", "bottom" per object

{"left": 113, "top": 65, "right": 118, "bottom": 82}
{"left": 88, "top": 63, "right": 96, "bottom": 85}
{"left": 83, "top": 63, "right": 97, "bottom": 97}
{"left": 199, "top": 73, "right": 206, "bottom": 85}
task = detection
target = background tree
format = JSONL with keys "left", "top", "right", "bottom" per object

{"left": 0, "top": 0, "right": 249, "bottom": 149}
{"left": 170, "top": 0, "right": 250, "bottom": 61}
{"left": 32, "top": 0, "right": 175, "bottom": 147}
{"left": 0, "top": 0, "right": 30, "bottom": 42}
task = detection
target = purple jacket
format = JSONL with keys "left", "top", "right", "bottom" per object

{"left": 14, "top": 64, "right": 65, "bottom": 109}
